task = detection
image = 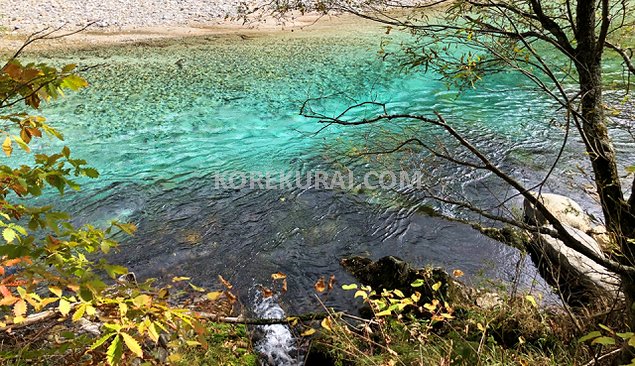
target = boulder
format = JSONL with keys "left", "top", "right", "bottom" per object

{"left": 340, "top": 256, "right": 451, "bottom": 302}
{"left": 523, "top": 192, "right": 592, "bottom": 233}
{"left": 529, "top": 224, "right": 620, "bottom": 304}
{"left": 523, "top": 193, "right": 621, "bottom": 305}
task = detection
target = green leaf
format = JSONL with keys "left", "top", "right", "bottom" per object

{"left": 84, "top": 168, "right": 99, "bottom": 178}
{"left": 375, "top": 309, "right": 392, "bottom": 317}
{"left": 591, "top": 336, "right": 616, "bottom": 346}
{"left": 616, "top": 332, "right": 634, "bottom": 340}
{"left": 106, "top": 335, "right": 123, "bottom": 366}
{"left": 121, "top": 332, "right": 143, "bottom": 358}
{"left": 3, "top": 228, "right": 17, "bottom": 243}
{"left": 411, "top": 279, "right": 425, "bottom": 287}
{"left": 60, "top": 74, "right": 88, "bottom": 91}
{"left": 579, "top": 331, "right": 602, "bottom": 343}
{"left": 104, "top": 264, "right": 128, "bottom": 279}
{"left": 598, "top": 324, "right": 613, "bottom": 333}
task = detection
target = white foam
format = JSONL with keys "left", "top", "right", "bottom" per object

{"left": 253, "top": 293, "right": 302, "bottom": 366}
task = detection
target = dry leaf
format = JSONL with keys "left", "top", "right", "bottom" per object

{"left": 282, "top": 279, "right": 288, "bottom": 293}
{"left": 314, "top": 277, "right": 326, "bottom": 293}
{"left": 452, "top": 269, "right": 465, "bottom": 278}
{"left": 261, "top": 287, "right": 273, "bottom": 298}
{"left": 328, "top": 274, "right": 336, "bottom": 291}
{"left": 225, "top": 291, "right": 237, "bottom": 304}
{"left": 218, "top": 275, "right": 233, "bottom": 289}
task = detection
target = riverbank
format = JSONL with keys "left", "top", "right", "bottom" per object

{"left": 0, "top": 12, "right": 363, "bottom": 52}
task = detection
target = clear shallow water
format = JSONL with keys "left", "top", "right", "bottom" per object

{"left": 22, "top": 23, "right": 625, "bottom": 315}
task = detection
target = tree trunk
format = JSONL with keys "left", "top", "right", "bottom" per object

{"left": 575, "top": 0, "right": 635, "bottom": 340}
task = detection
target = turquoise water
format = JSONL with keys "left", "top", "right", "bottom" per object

{"left": 22, "top": 23, "right": 607, "bottom": 310}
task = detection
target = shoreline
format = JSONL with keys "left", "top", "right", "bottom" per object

{"left": 0, "top": 12, "right": 383, "bottom": 52}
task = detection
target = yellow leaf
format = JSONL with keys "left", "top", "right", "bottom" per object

{"left": 321, "top": 317, "right": 332, "bottom": 331}
{"left": 0, "top": 296, "right": 19, "bottom": 306}
{"left": 2, "top": 228, "right": 16, "bottom": 243}
{"left": 133, "top": 294, "right": 151, "bottom": 308}
{"left": 86, "top": 305, "right": 96, "bottom": 316}
{"left": 147, "top": 322, "right": 160, "bottom": 343}
{"left": 354, "top": 290, "right": 368, "bottom": 299}
{"left": 189, "top": 283, "right": 206, "bottom": 292}
{"left": 172, "top": 276, "right": 191, "bottom": 283}
{"left": 72, "top": 304, "right": 86, "bottom": 321}
{"left": 167, "top": 353, "right": 182, "bottom": 362}
{"left": 525, "top": 294, "right": 537, "bottom": 308}
{"left": 58, "top": 298, "right": 72, "bottom": 316}
{"left": 432, "top": 282, "right": 442, "bottom": 291}
{"left": 271, "top": 272, "right": 287, "bottom": 280}
{"left": 2, "top": 136, "right": 12, "bottom": 157}
{"left": 206, "top": 291, "right": 223, "bottom": 301}
{"left": 121, "top": 332, "right": 143, "bottom": 358}
{"left": 49, "top": 286, "right": 63, "bottom": 298}
{"left": 13, "top": 299, "right": 27, "bottom": 318}
{"left": 300, "top": 328, "right": 316, "bottom": 337}
{"left": 119, "top": 302, "right": 128, "bottom": 316}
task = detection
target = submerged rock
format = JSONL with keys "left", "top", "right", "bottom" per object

{"left": 339, "top": 256, "right": 477, "bottom": 313}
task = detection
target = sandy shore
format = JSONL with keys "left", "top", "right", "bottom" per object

{"left": 0, "top": 0, "right": 395, "bottom": 52}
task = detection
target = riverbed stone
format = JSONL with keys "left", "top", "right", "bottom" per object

{"left": 523, "top": 192, "right": 592, "bottom": 233}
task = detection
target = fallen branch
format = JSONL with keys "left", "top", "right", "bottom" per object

{"left": 196, "top": 311, "right": 377, "bottom": 325}
{"left": 1, "top": 306, "right": 374, "bottom": 333}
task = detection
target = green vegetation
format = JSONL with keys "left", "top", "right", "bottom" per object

{"left": 307, "top": 280, "right": 627, "bottom": 366}
{"left": 177, "top": 324, "right": 257, "bottom": 366}
{"left": 0, "top": 34, "right": 253, "bottom": 365}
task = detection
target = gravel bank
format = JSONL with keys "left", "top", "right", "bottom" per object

{"left": 0, "top": 0, "right": 251, "bottom": 33}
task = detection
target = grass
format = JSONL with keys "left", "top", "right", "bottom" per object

{"left": 305, "top": 290, "right": 622, "bottom": 366}
{"left": 176, "top": 323, "right": 258, "bottom": 366}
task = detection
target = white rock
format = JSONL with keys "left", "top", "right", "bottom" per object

{"left": 524, "top": 192, "right": 592, "bottom": 233}
{"left": 535, "top": 224, "right": 620, "bottom": 295}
